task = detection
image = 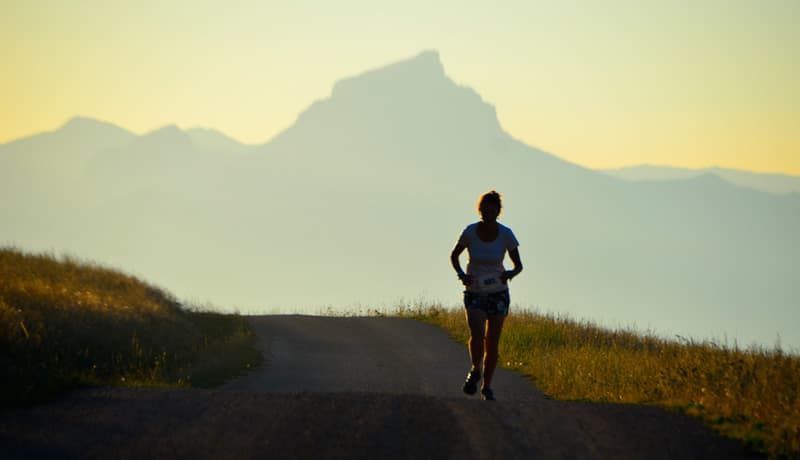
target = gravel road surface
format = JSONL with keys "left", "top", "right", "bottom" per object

{"left": 0, "top": 315, "right": 759, "bottom": 459}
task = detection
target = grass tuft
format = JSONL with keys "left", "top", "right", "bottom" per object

{"left": 0, "top": 247, "right": 261, "bottom": 406}
{"left": 394, "top": 302, "right": 800, "bottom": 459}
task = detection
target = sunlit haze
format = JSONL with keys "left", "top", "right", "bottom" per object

{"left": 2, "top": 1, "right": 799, "bottom": 350}
{"left": 2, "top": 0, "right": 798, "bottom": 174}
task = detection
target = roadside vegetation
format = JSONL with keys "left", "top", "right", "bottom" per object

{"left": 394, "top": 302, "right": 799, "bottom": 458}
{"left": 0, "top": 248, "right": 261, "bottom": 407}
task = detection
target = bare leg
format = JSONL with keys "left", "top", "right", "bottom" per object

{"left": 465, "top": 309, "right": 487, "bottom": 372}
{"left": 482, "top": 313, "right": 505, "bottom": 388}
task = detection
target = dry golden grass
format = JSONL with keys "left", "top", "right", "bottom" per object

{"left": 394, "top": 302, "right": 800, "bottom": 458}
{"left": 0, "top": 247, "right": 261, "bottom": 406}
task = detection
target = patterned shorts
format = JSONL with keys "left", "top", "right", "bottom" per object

{"left": 464, "top": 290, "right": 510, "bottom": 317}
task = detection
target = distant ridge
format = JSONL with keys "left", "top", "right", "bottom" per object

{"left": 603, "top": 164, "right": 800, "bottom": 195}
{"left": 133, "top": 124, "right": 191, "bottom": 146}
{"left": 0, "top": 116, "right": 134, "bottom": 151}
{"left": 59, "top": 116, "right": 134, "bottom": 137}
{"left": 187, "top": 127, "right": 249, "bottom": 155}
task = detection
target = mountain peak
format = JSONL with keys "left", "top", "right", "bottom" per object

{"left": 269, "top": 50, "right": 503, "bottom": 150}
{"left": 187, "top": 127, "right": 248, "bottom": 154}
{"left": 46, "top": 116, "right": 135, "bottom": 153}
{"left": 129, "top": 124, "right": 192, "bottom": 152}
{"left": 403, "top": 49, "right": 444, "bottom": 73}
{"left": 147, "top": 124, "right": 183, "bottom": 135}
{"left": 331, "top": 50, "right": 447, "bottom": 98}
{"left": 60, "top": 116, "right": 132, "bottom": 137}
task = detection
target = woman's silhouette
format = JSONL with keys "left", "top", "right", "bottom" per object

{"left": 450, "top": 190, "right": 523, "bottom": 400}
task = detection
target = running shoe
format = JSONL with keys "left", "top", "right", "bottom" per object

{"left": 462, "top": 369, "right": 481, "bottom": 395}
{"left": 480, "top": 387, "right": 496, "bottom": 401}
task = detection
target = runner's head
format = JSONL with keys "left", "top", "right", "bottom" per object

{"left": 477, "top": 190, "right": 502, "bottom": 222}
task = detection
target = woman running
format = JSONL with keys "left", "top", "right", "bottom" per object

{"left": 450, "top": 190, "right": 523, "bottom": 401}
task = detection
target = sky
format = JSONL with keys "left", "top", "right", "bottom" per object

{"left": 2, "top": 0, "right": 798, "bottom": 175}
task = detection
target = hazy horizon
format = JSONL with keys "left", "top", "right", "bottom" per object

{"left": 3, "top": 51, "right": 798, "bottom": 352}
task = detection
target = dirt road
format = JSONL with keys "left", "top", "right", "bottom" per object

{"left": 0, "top": 315, "right": 759, "bottom": 459}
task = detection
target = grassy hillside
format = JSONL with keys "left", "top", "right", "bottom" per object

{"left": 395, "top": 303, "right": 799, "bottom": 458}
{"left": 0, "top": 248, "right": 261, "bottom": 406}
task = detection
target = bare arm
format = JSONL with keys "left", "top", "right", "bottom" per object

{"left": 450, "top": 244, "right": 473, "bottom": 287}
{"left": 501, "top": 248, "right": 523, "bottom": 283}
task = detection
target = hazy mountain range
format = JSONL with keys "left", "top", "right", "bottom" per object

{"left": 602, "top": 165, "right": 800, "bottom": 195}
{"left": 2, "top": 51, "right": 798, "bottom": 350}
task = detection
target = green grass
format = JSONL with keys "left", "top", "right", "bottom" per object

{"left": 393, "top": 302, "right": 800, "bottom": 459}
{"left": 0, "top": 247, "right": 262, "bottom": 406}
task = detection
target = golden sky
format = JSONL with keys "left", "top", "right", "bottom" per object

{"left": 2, "top": 0, "right": 798, "bottom": 174}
